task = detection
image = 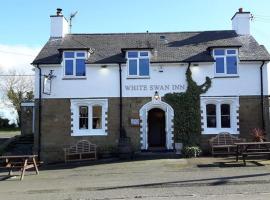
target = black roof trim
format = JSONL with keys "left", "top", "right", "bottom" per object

{"left": 58, "top": 48, "right": 90, "bottom": 52}
{"left": 239, "top": 59, "right": 270, "bottom": 62}
{"left": 207, "top": 45, "right": 242, "bottom": 50}
{"left": 231, "top": 12, "right": 251, "bottom": 20}
{"left": 150, "top": 60, "right": 214, "bottom": 64}
{"left": 121, "top": 47, "right": 154, "bottom": 52}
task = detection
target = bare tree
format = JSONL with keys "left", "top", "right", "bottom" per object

{"left": 0, "top": 69, "right": 34, "bottom": 127}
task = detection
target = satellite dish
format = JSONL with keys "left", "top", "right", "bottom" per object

{"left": 69, "top": 11, "right": 78, "bottom": 33}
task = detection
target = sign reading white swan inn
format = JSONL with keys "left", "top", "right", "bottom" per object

{"left": 124, "top": 84, "right": 186, "bottom": 92}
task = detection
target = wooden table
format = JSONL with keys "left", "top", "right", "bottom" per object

{"left": 0, "top": 155, "right": 39, "bottom": 181}
{"left": 235, "top": 142, "right": 270, "bottom": 165}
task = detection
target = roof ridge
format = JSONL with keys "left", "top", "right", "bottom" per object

{"left": 66, "top": 30, "right": 235, "bottom": 36}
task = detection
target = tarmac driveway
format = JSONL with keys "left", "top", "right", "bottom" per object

{"left": 1, "top": 157, "right": 270, "bottom": 200}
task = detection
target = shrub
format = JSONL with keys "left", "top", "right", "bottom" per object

{"left": 164, "top": 65, "right": 211, "bottom": 146}
{"left": 182, "top": 146, "right": 202, "bottom": 158}
{"left": 250, "top": 128, "right": 266, "bottom": 142}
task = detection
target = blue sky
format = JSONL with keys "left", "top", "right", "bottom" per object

{"left": 0, "top": 0, "right": 270, "bottom": 49}
{"left": 0, "top": 0, "right": 270, "bottom": 122}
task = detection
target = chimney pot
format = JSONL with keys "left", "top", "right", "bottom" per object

{"left": 239, "top": 8, "right": 243, "bottom": 13}
{"left": 56, "top": 8, "right": 62, "bottom": 16}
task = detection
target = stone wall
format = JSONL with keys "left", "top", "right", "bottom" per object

{"left": 34, "top": 97, "right": 150, "bottom": 163}
{"left": 34, "top": 95, "right": 269, "bottom": 162}
{"left": 200, "top": 95, "right": 269, "bottom": 153}
{"left": 21, "top": 106, "right": 34, "bottom": 135}
{"left": 238, "top": 96, "right": 263, "bottom": 141}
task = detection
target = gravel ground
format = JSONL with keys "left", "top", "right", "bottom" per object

{"left": 0, "top": 157, "right": 270, "bottom": 200}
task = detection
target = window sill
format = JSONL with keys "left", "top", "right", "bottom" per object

{"left": 202, "top": 128, "right": 238, "bottom": 134}
{"left": 127, "top": 76, "right": 150, "bottom": 79}
{"left": 62, "top": 76, "right": 87, "bottom": 80}
{"left": 71, "top": 130, "right": 107, "bottom": 136}
{"left": 213, "top": 75, "right": 239, "bottom": 78}
{"left": 71, "top": 133, "right": 107, "bottom": 136}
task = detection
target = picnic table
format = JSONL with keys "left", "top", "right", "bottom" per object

{"left": 235, "top": 142, "right": 270, "bottom": 165}
{"left": 0, "top": 155, "right": 39, "bottom": 180}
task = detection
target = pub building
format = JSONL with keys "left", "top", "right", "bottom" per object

{"left": 26, "top": 8, "right": 270, "bottom": 163}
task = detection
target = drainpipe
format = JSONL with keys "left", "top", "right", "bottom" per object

{"left": 260, "top": 61, "right": 266, "bottom": 130}
{"left": 118, "top": 63, "right": 124, "bottom": 138}
{"left": 36, "top": 64, "right": 42, "bottom": 160}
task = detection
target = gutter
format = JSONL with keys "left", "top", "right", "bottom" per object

{"left": 36, "top": 64, "right": 42, "bottom": 160}
{"left": 260, "top": 61, "right": 266, "bottom": 130}
{"left": 118, "top": 63, "right": 124, "bottom": 138}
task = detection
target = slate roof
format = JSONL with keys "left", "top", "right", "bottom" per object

{"left": 32, "top": 30, "right": 270, "bottom": 64}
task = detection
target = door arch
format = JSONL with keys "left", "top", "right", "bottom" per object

{"left": 139, "top": 99, "right": 174, "bottom": 150}
{"left": 148, "top": 108, "right": 166, "bottom": 149}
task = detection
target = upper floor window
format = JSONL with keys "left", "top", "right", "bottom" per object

{"left": 64, "top": 51, "right": 87, "bottom": 77}
{"left": 213, "top": 49, "right": 238, "bottom": 76}
{"left": 127, "top": 51, "right": 150, "bottom": 77}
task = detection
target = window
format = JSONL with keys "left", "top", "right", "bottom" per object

{"left": 201, "top": 97, "right": 239, "bottom": 134}
{"left": 63, "top": 51, "right": 87, "bottom": 77}
{"left": 127, "top": 51, "right": 150, "bottom": 77}
{"left": 79, "top": 106, "right": 88, "bottom": 129}
{"left": 70, "top": 99, "right": 108, "bottom": 136}
{"left": 206, "top": 103, "right": 231, "bottom": 129}
{"left": 213, "top": 49, "right": 238, "bottom": 76}
{"left": 92, "top": 106, "right": 102, "bottom": 129}
{"left": 206, "top": 104, "right": 217, "bottom": 128}
{"left": 221, "top": 104, "right": 231, "bottom": 128}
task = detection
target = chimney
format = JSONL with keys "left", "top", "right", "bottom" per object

{"left": 231, "top": 8, "right": 251, "bottom": 35}
{"left": 50, "top": 8, "right": 69, "bottom": 37}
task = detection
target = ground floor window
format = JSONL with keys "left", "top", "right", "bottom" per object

{"left": 70, "top": 99, "right": 108, "bottom": 136}
{"left": 201, "top": 97, "right": 239, "bottom": 134}
{"left": 79, "top": 106, "right": 89, "bottom": 129}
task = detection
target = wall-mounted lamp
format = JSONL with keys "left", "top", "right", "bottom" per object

{"left": 154, "top": 91, "right": 160, "bottom": 100}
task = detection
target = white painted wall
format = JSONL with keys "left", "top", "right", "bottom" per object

{"left": 34, "top": 61, "right": 269, "bottom": 99}
{"left": 232, "top": 13, "right": 250, "bottom": 35}
{"left": 50, "top": 16, "right": 69, "bottom": 37}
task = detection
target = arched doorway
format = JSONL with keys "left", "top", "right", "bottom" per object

{"left": 139, "top": 99, "right": 174, "bottom": 150}
{"left": 147, "top": 108, "right": 166, "bottom": 149}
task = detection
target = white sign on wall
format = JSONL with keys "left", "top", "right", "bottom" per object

{"left": 124, "top": 84, "right": 185, "bottom": 92}
{"left": 43, "top": 77, "right": 51, "bottom": 95}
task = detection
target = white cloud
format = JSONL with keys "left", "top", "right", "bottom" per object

{"left": 0, "top": 44, "right": 40, "bottom": 74}
{"left": 0, "top": 44, "right": 40, "bottom": 123}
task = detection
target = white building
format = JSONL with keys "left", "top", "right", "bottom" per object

{"left": 30, "top": 8, "right": 270, "bottom": 163}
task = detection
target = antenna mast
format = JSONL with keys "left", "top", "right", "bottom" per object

{"left": 69, "top": 11, "right": 78, "bottom": 33}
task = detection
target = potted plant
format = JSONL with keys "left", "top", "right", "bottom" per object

{"left": 182, "top": 146, "right": 202, "bottom": 158}
{"left": 250, "top": 128, "right": 266, "bottom": 142}
{"left": 175, "top": 142, "right": 183, "bottom": 155}
{"left": 174, "top": 133, "right": 183, "bottom": 155}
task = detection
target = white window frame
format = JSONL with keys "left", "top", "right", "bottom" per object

{"left": 213, "top": 49, "right": 239, "bottom": 77}
{"left": 126, "top": 51, "right": 151, "bottom": 78}
{"left": 70, "top": 99, "right": 108, "bottom": 136}
{"left": 201, "top": 97, "right": 239, "bottom": 134}
{"left": 63, "top": 51, "right": 87, "bottom": 78}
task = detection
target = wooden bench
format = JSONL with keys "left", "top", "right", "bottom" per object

{"left": 209, "top": 132, "right": 245, "bottom": 155}
{"left": 0, "top": 155, "right": 39, "bottom": 181}
{"left": 63, "top": 140, "right": 97, "bottom": 163}
{"left": 235, "top": 142, "right": 270, "bottom": 166}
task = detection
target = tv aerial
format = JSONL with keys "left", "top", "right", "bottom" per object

{"left": 69, "top": 11, "right": 78, "bottom": 33}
